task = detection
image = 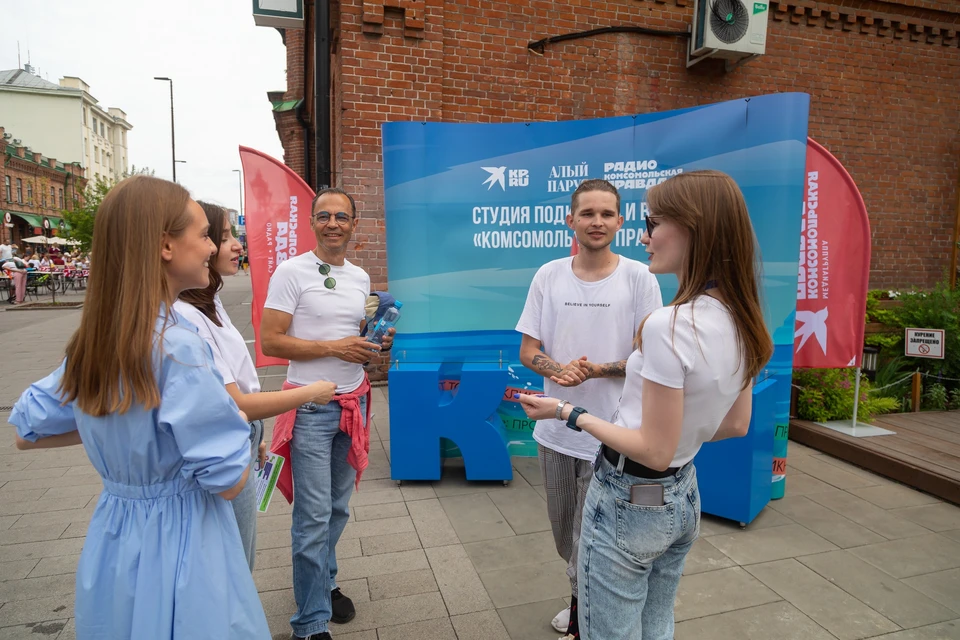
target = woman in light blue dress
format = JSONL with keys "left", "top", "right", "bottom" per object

{"left": 10, "top": 175, "right": 270, "bottom": 639}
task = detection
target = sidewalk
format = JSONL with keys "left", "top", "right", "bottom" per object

{"left": 1, "top": 276, "right": 958, "bottom": 639}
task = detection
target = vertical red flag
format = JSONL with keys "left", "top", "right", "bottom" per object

{"left": 793, "top": 138, "right": 872, "bottom": 368}
{"left": 239, "top": 146, "right": 316, "bottom": 368}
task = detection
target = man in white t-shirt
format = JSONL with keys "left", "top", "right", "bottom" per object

{"left": 0, "top": 242, "right": 12, "bottom": 261}
{"left": 516, "top": 179, "right": 662, "bottom": 639}
{"left": 261, "top": 188, "right": 394, "bottom": 640}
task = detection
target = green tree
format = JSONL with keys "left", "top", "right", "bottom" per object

{"left": 62, "top": 177, "right": 111, "bottom": 252}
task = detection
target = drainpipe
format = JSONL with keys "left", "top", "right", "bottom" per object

{"left": 295, "top": 99, "right": 312, "bottom": 188}
{"left": 315, "top": 0, "right": 331, "bottom": 190}
{"left": 951, "top": 162, "right": 960, "bottom": 289}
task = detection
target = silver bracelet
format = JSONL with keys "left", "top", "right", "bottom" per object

{"left": 555, "top": 400, "right": 569, "bottom": 421}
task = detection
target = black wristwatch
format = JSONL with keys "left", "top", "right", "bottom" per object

{"left": 566, "top": 406, "right": 588, "bottom": 432}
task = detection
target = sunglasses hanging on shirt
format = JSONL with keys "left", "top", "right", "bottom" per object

{"left": 317, "top": 263, "right": 336, "bottom": 290}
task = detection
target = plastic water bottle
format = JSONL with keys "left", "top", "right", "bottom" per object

{"left": 367, "top": 301, "right": 402, "bottom": 345}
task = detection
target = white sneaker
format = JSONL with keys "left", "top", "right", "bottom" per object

{"left": 551, "top": 607, "right": 570, "bottom": 633}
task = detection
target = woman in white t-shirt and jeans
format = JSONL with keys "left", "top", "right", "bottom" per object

{"left": 519, "top": 170, "right": 773, "bottom": 640}
{"left": 175, "top": 201, "right": 336, "bottom": 571}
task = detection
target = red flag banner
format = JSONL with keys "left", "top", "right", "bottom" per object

{"left": 793, "top": 138, "right": 872, "bottom": 369}
{"left": 239, "top": 146, "right": 316, "bottom": 368}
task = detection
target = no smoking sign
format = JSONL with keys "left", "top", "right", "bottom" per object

{"left": 906, "top": 328, "right": 944, "bottom": 359}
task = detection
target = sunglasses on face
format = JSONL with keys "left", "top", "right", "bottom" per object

{"left": 317, "top": 263, "right": 336, "bottom": 289}
{"left": 313, "top": 211, "right": 354, "bottom": 225}
{"left": 644, "top": 213, "right": 659, "bottom": 237}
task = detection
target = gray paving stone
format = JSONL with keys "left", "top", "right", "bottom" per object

{"left": 496, "top": 598, "right": 569, "bottom": 640}
{"left": 258, "top": 587, "right": 296, "bottom": 618}
{"left": 698, "top": 506, "right": 792, "bottom": 537}
{"left": 337, "top": 549, "right": 429, "bottom": 581}
{"left": 353, "top": 501, "right": 408, "bottom": 522}
{"left": 850, "top": 533, "right": 960, "bottom": 578}
{"left": 799, "top": 550, "right": 957, "bottom": 628}
{"left": 767, "top": 495, "right": 887, "bottom": 548}
{"left": 943, "top": 529, "right": 960, "bottom": 543}
{"left": 707, "top": 524, "right": 838, "bottom": 565}
{"left": 41, "top": 483, "right": 103, "bottom": 500}
{"left": 0, "top": 495, "right": 91, "bottom": 517}
{"left": 0, "top": 593, "right": 74, "bottom": 627}
{"left": 782, "top": 471, "right": 839, "bottom": 496}
{"left": 59, "top": 521, "right": 88, "bottom": 539}
{"left": 6, "top": 507, "right": 94, "bottom": 530}
{"left": 675, "top": 601, "right": 837, "bottom": 640}
{"left": 342, "top": 515, "right": 416, "bottom": 539}
{"left": 57, "top": 617, "right": 76, "bottom": 640}
{"left": 0, "top": 537, "right": 85, "bottom": 563}
{"left": 451, "top": 610, "right": 512, "bottom": 640}
{"left": 26, "top": 554, "right": 79, "bottom": 578}
{"left": 399, "top": 482, "right": 436, "bottom": 502}
{"left": 463, "top": 531, "right": 559, "bottom": 573}
{"left": 440, "top": 493, "right": 514, "bottom": 543}
{"left": 407, "top": 498, "right": 460, "bottom": 548}
{"left": 789, "top": 454, "right": 884, "bottom": 489}
{"left": 682, "top": 536, "right": 737, "bottom": 575}
{"left": 488, "top": 486, "right": 550, "bottom": 535}
{"left": 0, "top": 619, "right": 69, "bottom": 639}
{"left": 904, "top": 569, "right": 960, "bottom": 614}
{"left": 0, "top": 573, "right": 76, "bottom": 603}
{"left": 0, "top": 558, "right": 39, "bottom": 581}
{"left": 745, "top": 559, "right": 900, "bottom": 639}
{"left": 1, "top": 522, "right": 68, "bottom": 545}
{"left": 0, "top": 488, "right": 47, "bottom": 504}
{"left": 253, "top": 564, "right": 292, "bottom": 593}
{"left": 377, "top": 617, "right": 457, "bottom": 640}
{"left": 675, "top": 566, "right": 781, "bottom": 622}
{"left": 333, "top": 631, "right": 378, "bottom": 640}
{"left": 0, "top": 515, "right": 20, "bottom": 530}
{"left": 254, "top": 547, "right": 293, "bottom": 571}
{"left": 478, "top": 559, "right": 568, "bottom": 608}
{"left": 867, "top": 621, "right": 960, "bottom": 639}
{"left": 254, "top": 513, "right": 291, "bottom": 533}
{"left": 367, "top": 568, "right": 437, "bottom": 601}
{"left": 892, "top": 504, "right": 960, "bottom": 533}
{"left": 426, "top": 544, "right": 494, "bottom": 615}
{"left": 341, "top": 591, "right": 448, "bottom": 633}
{"left": 807, "top": 489, "right": 933, "bottom": 539}
{"left": 360, "top": 531, "right": 422, "bottom": 556}
{"left": 849, "top": 484, "right": 941, "bottom": 510}
{"left": 512, "top": 458, "right": 543, "bottom": 487}
{"left": 349, "top": 487, "right": 405, "bottom": 507}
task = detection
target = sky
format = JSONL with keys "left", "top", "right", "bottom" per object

{"left": 2, "top": 0, "right": 288, "bottom": 215}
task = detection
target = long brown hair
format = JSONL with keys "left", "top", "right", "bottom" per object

{"left": 178, "top": 201, "right": 227, "bottom": 327}
{"left": 638, "top": 170, "right": 773, "bottom": 387}
{"left": 59, "top": 175, "right": 193, "bottom": 416}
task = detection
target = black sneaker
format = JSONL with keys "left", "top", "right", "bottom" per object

{"left": 330, "top": 587, "right": 356, "bottom": 624}
{"left": 291, "top": 633, "right": 332, "bottom": 640}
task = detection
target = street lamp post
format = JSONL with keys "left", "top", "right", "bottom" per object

{"left": 232, "top": 169, "right": 243, "bottom": 219}
{"left": 154, "top": 77, "right": 177, "bottom": 182}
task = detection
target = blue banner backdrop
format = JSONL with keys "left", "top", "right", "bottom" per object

{"left": 383, "top": 93, "right": 810, "bottom": 467}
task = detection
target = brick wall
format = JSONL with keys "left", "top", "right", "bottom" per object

{"left": 278, "top": 0, "right": 960, "bottom": 291}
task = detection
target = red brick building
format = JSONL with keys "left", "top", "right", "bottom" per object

{"left": 1, "top": 126, "right": 85, "bottom": 248}
{"left": 268, "top": 0, "right": 960, "bottom": 291}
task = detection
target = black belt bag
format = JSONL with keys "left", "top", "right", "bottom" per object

{"left": 600, "top": 445, "right": 679, "bottom": 479}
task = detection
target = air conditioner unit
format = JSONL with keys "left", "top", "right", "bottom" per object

{"left": 688, "top": 0, "right": 769, "bottom": 67}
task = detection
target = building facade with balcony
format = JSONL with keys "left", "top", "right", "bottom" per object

{"left": 0, "top": 126, "right": 86, "bottom": 248}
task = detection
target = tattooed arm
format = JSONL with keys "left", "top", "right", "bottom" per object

{"left": 520, "top": 334, "right": 590, "bottom": 387}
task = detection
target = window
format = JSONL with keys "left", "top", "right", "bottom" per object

{"left": 26, "top": 182, "right": 32, "bottom": 204}
{"left": 100, "top": 122, "right": 105, "bottom": 136}
{"left": 92, "top": 117, "right": 97, "bottom": 132}
{"left": 42, "top": 191, "right": 47, "bottom": 208}
{"left": 16, "top": 178, "right": 23, "bottom": 203}
{"left": 59, "top": 188, "right": 64, "bottom": 209}
{"left": 50, "top": 187, "right": 55, "bottom": 209}
{"left": 4, "top": 176, "right": 10, "bottom": 201}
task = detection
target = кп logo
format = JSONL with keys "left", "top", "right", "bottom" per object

{"left": 481, "top": 166, "right": 507, "bottom": 191}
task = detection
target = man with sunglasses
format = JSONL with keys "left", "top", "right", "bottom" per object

{"left": 262, "top": 187, "right": 394, "bottom": 640}
{"left": 516, "top": 179, "right": 661, "bottom": 640}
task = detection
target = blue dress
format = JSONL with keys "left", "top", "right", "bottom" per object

{"left": 11, "top": 312, "right": 270, "bottom": 639}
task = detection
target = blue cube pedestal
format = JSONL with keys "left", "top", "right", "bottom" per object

{"left": 693, "top": 378, "right": 777, "bottom": 526}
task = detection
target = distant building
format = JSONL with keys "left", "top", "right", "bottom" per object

{"left": 0, "top": 126, "right": 86, "bottom": 247}
{"left": 0, "top": 68, "right": 132, "bottom": 183}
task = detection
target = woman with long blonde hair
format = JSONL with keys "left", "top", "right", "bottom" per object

{"left": 10, "top": 175, "right": 270, "bottom": 639}
{"left": 519, "top": 170, "right": 773, "bottom": 640}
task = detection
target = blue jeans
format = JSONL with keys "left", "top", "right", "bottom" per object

{"left": 232, "top": 419, "right": 264, "bottom": 572}
{"left": 289, "top": 397, "right": 365, "bottom": 637}
{"left": 578, "top": 454, "right": 700, "bottom": 640}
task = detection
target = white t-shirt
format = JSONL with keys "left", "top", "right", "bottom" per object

{"left": 264, "top": 252, "right": 370, "bottom": 393}
{"left": 0, "top": 244, "right": 11, "bottom": 260}
{"left": 516, "top": 256, "right": 662, "bottom": 461}
{"left": 615, "top": 295, "right": 748, "bottom": 468}
{"left": 173, "top": 296, "right": 262, "bottom": 395}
